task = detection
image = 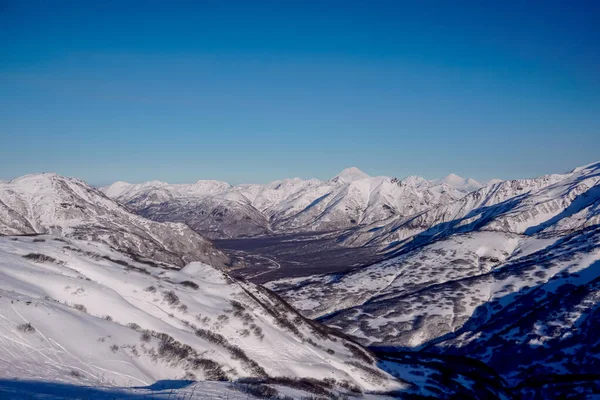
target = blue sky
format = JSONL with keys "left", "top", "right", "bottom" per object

{"left": 1, "top": 1, "right": 599, "bottom": 185}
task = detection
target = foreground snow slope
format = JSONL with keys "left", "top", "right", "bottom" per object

{"left": 102, "top": 168, "right": 477, "bottom": 239}
{"left": 0, "top": 236, "right": 401, "bottom": 393}
{"left": 0, "top": 174, "right": 228, "bottom": 267}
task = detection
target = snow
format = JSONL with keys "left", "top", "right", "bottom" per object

{"left": 342, "top": 163, "right": 592, "bottom": 250}
{"left": 485, "top": 178, "right": 504, "bottom": 186}
{"left": 2, "top": 161, "right": 599, "bottom": 399}
{"left": 331, "top": 167, "right": 371, "bottom": 183}
{"left": 0, "top": 379, "right": 399, "bottom": 400}
{"left": 430, "top": 173, "right": 483, "bottom": 193}
{"left": 269, "top": 231, "right": 524, "bottom": 319}
{"left": 101, "top": 180, "right": 170, "bottom": 199}
{"left": 0, "top": 236, "right": 403, "bottom": 395}
{"left": 270, "top": 217, "right": 600, "bottom": 351}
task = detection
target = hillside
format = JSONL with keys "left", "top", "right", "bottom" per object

{"left": 0, "top": 174, "right": 229, "bottom": 268}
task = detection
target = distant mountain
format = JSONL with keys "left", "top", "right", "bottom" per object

{"left": 330, "top": 166, "right": 371, "bottom": 183}
{"left": 403, "top": 173, "right": 485, "bottom": 193}
{"left": 430, "top": 173, "right": 482, "bottom": 192}
{"left": 340, "top": 167, "right": 575, "bottom": 250}
{"left": 0, "top": 173, "right": 229, "bottom": 268}
{"left": 102, "top": 168, "right": 482, "bottom": 239}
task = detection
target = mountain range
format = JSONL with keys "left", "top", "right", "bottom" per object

{"left": 268, "top": 161, "right": 600, "bottom": 398}
{"left": 1, "top": 161, "right": 599, "bottom": 398}
{"left": 101, "top": 168, "right": 487, "bottom": 239}
{"left": 0, "top": 168, "right": 515, "bottom": 399}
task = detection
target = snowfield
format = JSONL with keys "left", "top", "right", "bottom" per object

{"left": 0, "top": 236, "right": 402, "bottom": 394}
{"left": 0, "top": 380, "right": 399, "bottom": 400}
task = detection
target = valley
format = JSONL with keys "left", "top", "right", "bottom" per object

{"left": 216, "top": 231, "right": 383, "bottom": 283}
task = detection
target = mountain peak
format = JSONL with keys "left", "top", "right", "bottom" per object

{"left": 441, "top": 173, "right": 465, "bottom": 184}
{"left": 9, "top": 172, "right": 60, "bottom": 183}
{"left": 430, "top": 173, "right": 482, "bottom": 193}
{"left": 402, "top": 175, "right": 429, "bottom": 187}
{"left": 332, "top": 167, "right": 370, "bottom": 183}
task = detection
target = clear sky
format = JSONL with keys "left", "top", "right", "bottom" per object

{"left": 1, "top": 1, "right": 599, "bottom": 185}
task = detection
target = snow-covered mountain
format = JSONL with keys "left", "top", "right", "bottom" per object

{"left": 330, "top": 166, "right": 371, "bottom": 183}
{"left": 0, "top": 235, "right": 511, "bottom": 399}
{"left": 340, "top": 167, "right": 579, "bottom": 250}
{"left": 2, "top": 162, "right": 598, "bottom": 398}
{"left": 0, "top": 173, "right": 229, "bottom": 268}
{"left": 267, "top": 161, "right": 600, "bottom": 398}
{"left": 102, "top": 168, "right": 478, "bottom": 239}
{"left": 430, "top": 173, "right": 484, "bottom": 193}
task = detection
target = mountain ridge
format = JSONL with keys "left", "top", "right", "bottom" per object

{"left": 0, "top": 173, "right": 230, "bottom": 268}
{"left": 100, "top": 168, "right": 485, "bottom": 239}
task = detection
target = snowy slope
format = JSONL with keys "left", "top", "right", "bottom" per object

{"left": 0, "top": 174, "right": 229, "bottom": 268}
{"left": 0, "top": 380, "right": 400, "bottom": 400}
{"left": 270, "top": 163, "right": 600, "bottom": 337}
{"left": 102, "top": 180, "right": 231, "bottom": 204}
{"left": 134, "top": 191, "right": 272, "bottom": 239}
{"left": 268, "top": 228, "right": 600, "bottom": 398}
{"left": 435, "top": 233, "right": 600, "bottom": 385}
{"left": 330, "top": 167, "right": 371, "bottom": 183}
{"left": 0, "top": 236, "right": 404, "bottom": 394}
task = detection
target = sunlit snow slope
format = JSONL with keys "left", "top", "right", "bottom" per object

{"left": 0, "top": 236, "right": 401, "bottom": 393}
